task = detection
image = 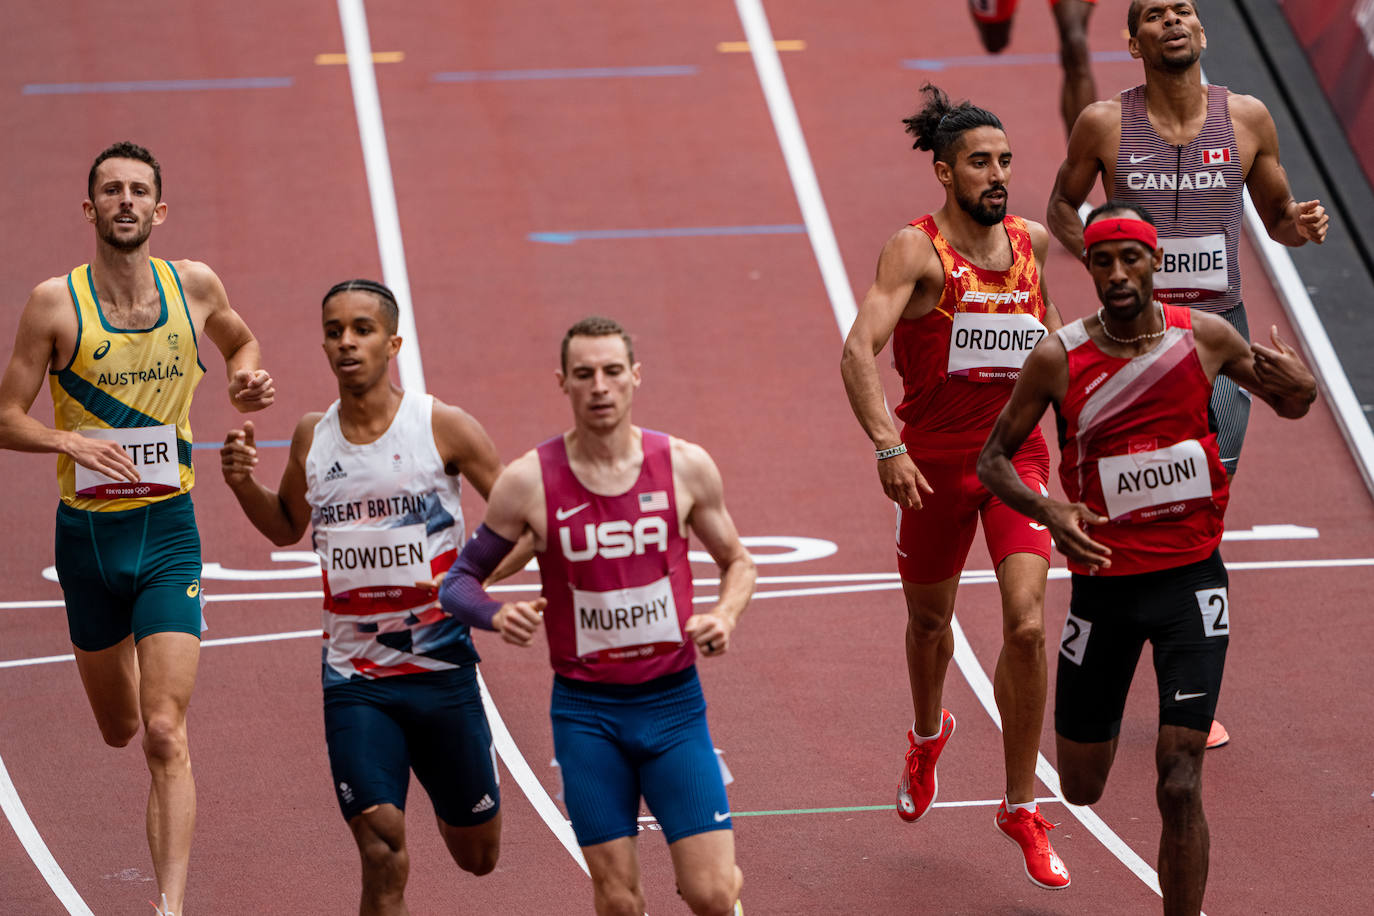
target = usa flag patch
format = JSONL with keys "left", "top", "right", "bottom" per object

{"left": 1202, "top": 147, "right": 1231, "bottom": 165}
{"left": 639, "top": 490, "right": 669, "bottom": 512}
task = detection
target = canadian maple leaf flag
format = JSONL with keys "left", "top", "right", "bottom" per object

{"left": 1202, "top": 147, "right": 1232, "bottom": 165}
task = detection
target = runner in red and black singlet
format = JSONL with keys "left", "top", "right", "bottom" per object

{"left": 979, "top": 204, "right": 1317, "bottom": 915}
{"left": 841, "top": 85, "right": 1072, "bottom": 892}
{"left": 440, "top": 317, "right": 755, "bottom": 916}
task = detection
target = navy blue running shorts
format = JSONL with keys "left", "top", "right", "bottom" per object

{"left": 323, "top": 665, "right": 499, "bottom": 826}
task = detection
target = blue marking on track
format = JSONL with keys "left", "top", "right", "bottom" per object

{"left": 902, "top": 50, "right": 1135, "bottom": 71}
{"left": 192, "top": 440, "right": 290, "bottom": 450}
{"left": 529, "top": 224, "right": 806, "bottom": 245}
{"left": 22, "top": 77, "right": 293, "bottom": 95}
{"left": 432, "top": 65, "right": 698, "bottom": 83}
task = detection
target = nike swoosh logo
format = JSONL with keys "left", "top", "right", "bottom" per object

{"left": 713, "top": 811, "right": 731, "bottom": 822}
{"left": 555, "top": 502, "right": 590, "bottom": 521}
{"left": 1129, "top": 153, "right": 1156, "bottom": 165}
{"left": 1174, "top": 690, "right": 1207, "bottom": 701}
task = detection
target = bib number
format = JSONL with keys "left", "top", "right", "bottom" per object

{"left": 1195, "top": 587, "right": 1229, "bottom": 637}
{"left": 1097, "top": 439, "right": 1212, "bottom": 522}
{"left": 1155, "top": 234, "right": 1228, "bottom": 303}
{"left": 323, "top": 523, "right": 432, "bottom": 609}
{"left": 1058, "top": 611, "right": 1091, "bottom": 666}
{"left": 947, "top": 312, "right": 1045, "bottom": 382}
{"left": 74, "top": 425, "right": 181, "bottom": 498}
{"left": 573, "top": 576, "right": 682, "bottom": 663}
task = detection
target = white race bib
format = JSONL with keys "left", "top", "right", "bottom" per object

{"left": 74, "top": 425, "right": 181, "bottom": 498}
{"left": 947, "top": 312, "right": 1046, "bottom": 382}
{"left": 1097, "top": 439, "right": 1212, "bottom": 522}
{"left": 324, "top": 523, "right": 430, "bottom": 603}
{"left": 573, "top": 576, "right": 682, "bottom": 662}
{"left": 1155, "top": 234, "right": 1228, "bottom": 302}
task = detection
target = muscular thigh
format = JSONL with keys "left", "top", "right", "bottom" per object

{"left": 1054, "top": 573, "right": 1148, "bottom": 743}
{"left": 897, "top": 452, "right": 980, "bottom": 584}
{"left": 1146, "top": 551, "right": 1229, "bottom": 733}
{"left": 552, "top": 679, "right": 642, "bottom": 848}
{"left": 636, "top": 680, "right": 731, "bottom": 845}
{"left": 399, "top": 666, "right": 501, "bottom": 827}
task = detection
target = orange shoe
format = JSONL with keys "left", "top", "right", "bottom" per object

{"left": 995, "top": 801, "right": 1071, "bottom": 889}
{"left": 1206, "top": 719, "right": 1230, "bottom": 749}
{"left": 896, "top": 710, "right": 955, "bottom": 822}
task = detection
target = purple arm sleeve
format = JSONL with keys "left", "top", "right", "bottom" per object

{"left": 440, "top": 524, "right": 516, "bottom": 631}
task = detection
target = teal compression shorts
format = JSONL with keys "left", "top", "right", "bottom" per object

{"left": 55, "top": 492, "right": 204, "bottom": 652}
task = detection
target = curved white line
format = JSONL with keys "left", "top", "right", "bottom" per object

{"left": 0, "top": 756, "right": 93, "bottom": 913}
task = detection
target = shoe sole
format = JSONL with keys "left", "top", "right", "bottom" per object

{"left": 896, "top": 714, "right": 955, "bottom": 823}
{"left": 995, "top": 820, "right": 1071, "bottom": 890}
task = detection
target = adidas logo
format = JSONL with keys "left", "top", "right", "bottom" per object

{"left": 471, "top": 793, "right": 495, "bottom": 814}
{"left": 324, "top": 461, "right": 347, "bottom": 481}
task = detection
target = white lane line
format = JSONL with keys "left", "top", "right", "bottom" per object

{"left": 732, "top": 0, "right": 857, "bottom": 336}
{"left": 0, "top": 756, "right": 93, "bottom": 913}
{"left": 735, "top": 0, "right": 1177, "bottom": 901}
{"left": 336, "top": 0, "right": 574, "bottom": 876}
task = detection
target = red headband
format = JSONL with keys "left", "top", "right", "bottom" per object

{"left": 1083, "top": 217, "right": 1158, "bottom": 252}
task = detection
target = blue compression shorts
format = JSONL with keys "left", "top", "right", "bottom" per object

{"left": 552, "top": 666, "right": 731, "bottom": 847}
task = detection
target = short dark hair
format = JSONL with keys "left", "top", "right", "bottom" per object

{"left": 1127, "top": 0, "right": 1200, "bottom": 38}
{"left": 561, "top": 316, "right": 634, "bottom": 373}
{"left": 1085, "top": 200, "right": 1156, "bottom": 227}
{"left": 322, "top": 279, "right": 400, "bottom": 333}
{"left": 902, "top": 83, "right": 1005, "bottom": 165}
{"left": 88, "top": 141, "right": 161, "bottom": 201}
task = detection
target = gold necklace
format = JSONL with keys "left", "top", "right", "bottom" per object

{"left": 1097, "top": 302, "right": 1166, "bottom": 344}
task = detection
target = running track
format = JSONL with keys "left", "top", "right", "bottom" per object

{"left": 2, "top": 2, "right": 1372, "bottom": 913}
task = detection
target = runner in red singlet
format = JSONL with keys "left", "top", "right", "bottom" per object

{"left": 967, "top": 0, "right": 1100, "bottom": 136}
{"left": 1046, "top": 0, "right": 1329, "bottom": 751}
{"left": 840, "top": 84, "right": 1070, "bottom": 891}
{"left": 978, "top": 203, "right": 1316, "bottom": 914}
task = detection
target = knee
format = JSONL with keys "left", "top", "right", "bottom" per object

{"left": 140, "top": 714, "right": 188, "bottom": 765}
{"left": 1002, "top": 611, "right": 1046, "bottom": 657}
{"left": 681, "top": 867, "right": 743, "bottom": 916}
{"left": 1060, "top": 776, "right": 1104, "bottom": 807}
{"left": 99, "top": 717, "right": 139, "bottom": 749}
{"left": 455, "top": 840, "right": 499, "bottom": 877}
{"left": 905, "top": 604, "right": 951, "bottom": 641}
{"left": 359, "top": 835, "right": 408, "bottom": 890}
{"left": 592, "top": 880, "right": 643, "bottom": 916}
{"left": 1156, "top": 755, "right": 1203, "bottom": 813}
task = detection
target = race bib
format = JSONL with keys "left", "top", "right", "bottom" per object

{"left": 74, "top": 425, "right": 181, "bottom": 498}
{"left": 947, "top": 312, "right": 1045, "bottom": 382}
{"left": 324, "top": 523, "right": 433, "bottom": 610}
{"left": 1154, "top": 234, "right": 1228, "bottom": 303}
{"left": 573, "top": 576, "right": 682, "bottom": 663}
{"left": 1097, "top": 439, "right": 1213, "bottom": 522}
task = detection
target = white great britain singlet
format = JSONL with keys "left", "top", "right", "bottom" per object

{"left": 305, "top": 390, "right": 477, "bottom": 688}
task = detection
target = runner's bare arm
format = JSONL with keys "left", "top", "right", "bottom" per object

{"left": 221, "top": 413, "right": 316, "bottom": 545}
{"left": 179, "top": 260, "right": 275, "bottom": 412}
{"left": 1047, "top": 100, "right": 1118, "bottom": 258}
{"left": 675, "top": 440, "right": 756, "bottom": 656}
{"left": 977, "top": 337, "right": 1112, "bottom": 568}
{"left": 0, "top": 280, "right": 138, "bottom": 481}
{"left": 1235, "top": 94, "right": 1328, "bottom": 247}
{"left": 1192, "top": 311, "right": 1317, "bottom": 419}
{"left": 839, "top": 228, "right": 938, "bottom": 509}
{"left": 1028, "top": 220, "right": 1064, "bottom": 332}
{"left": 429, "top": 399, "right": 534, "bottom": 581}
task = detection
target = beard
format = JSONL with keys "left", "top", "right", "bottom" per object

{"left": 957, "top": 185, "right": 1008, "bottom": 227}
{"left": 95, "top": 211, "right": 153, "bottom": 251}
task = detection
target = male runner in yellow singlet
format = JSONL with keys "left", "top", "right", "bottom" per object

{"left": 0, "top": 141, "right": 274, "bottom": 916}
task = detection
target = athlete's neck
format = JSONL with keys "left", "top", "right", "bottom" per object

{"left": 565, "top": 424, "right": 644, "bottom": 494}
{"left": 336, "top": 381, "right": 405, "bottom": 445}
{"left": 90, "top": 244, "right": 157, "bottom": 313}
{"left": 932, "top": 204, "right": 1009, "bottom": 269}
{"left": 1142, "top": 69, "right": 1209, "bottom": 143}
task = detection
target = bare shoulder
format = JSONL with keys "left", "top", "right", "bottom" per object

{"left": 429, "top": 396, "right": 487, "bottom": 440}
{"left": 1022, "top": 218, "right": 1051, "bottom": 255}
{"left": 497, "top": 448, "right": 543, "bottom": 492}
{"left": 17, "top": 276, "right": 75, "bottom": 337}
{"left": 1188, "top": 309, "right": 1239, "bottom": 343}
{"left": 168, "top": 259, "right": 228, "bottom": 306}
{"left": 880, "top": 223, "right": 941, "bottom": 281}
{"left": 1226, "top": 90, "right": 1273, "bottom": 126}
{"left": 1074, "top": 99, "right": 1122, "bottom": 143}
{"left": 669, "top": 436, "right": 723, "bottom": 493}
{"left": 291, "top": 410, "right": 325, "bottom": 450}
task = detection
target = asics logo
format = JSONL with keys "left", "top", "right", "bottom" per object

{"left": 186, "top": 580, "right": 200, "bottom": 598}
{"left": 1173, "top": 690, "right": 1207, "bottom": 701}
{"left": 1128, "top": 153, "right": 1156, "bottom": 165}
{"left": 555, "top": 502, "right": 590, "bottom": 520}
{"left": 92, "top": 340, "right": 111, "bottom": 360}
{"left": 713, "top": 811, "right": 730, "bottom": 822}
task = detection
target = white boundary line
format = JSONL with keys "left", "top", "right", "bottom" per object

{"left": 0, "top": 756, "right": 93, "bottom": 914}
{"left": 733, "top": 0, "right": 1178, "bottom": 902}
{"left": 336, "top": 0, "right": 583, "bottom": 871}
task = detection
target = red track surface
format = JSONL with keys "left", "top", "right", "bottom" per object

{"left": 3, "top": 2, "right": 1373, "bottom": 913}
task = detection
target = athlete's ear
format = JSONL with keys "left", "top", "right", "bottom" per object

{"left": 555, "top": 369, "right": 567, "bottom": 392}
{"left": 630, "top": 361, "right": 643, "bottom": 387}
{"left": 82, "top": 199, "right": 96, "bottom": 224}
{"left": 1127, "top": 35, "right": 1141, "bottom": 60}
{"left": 933, "top": 159, "right": 953, "bottom": 188}
{"left": 151, "top": 201, "right": 168, "bottom": 226}
{"left": 1152, "top": 246, "right": 1164, "bottom": 271}
{"left": 1198, "top": 26, "right": 1206, "bottom": 51}
{"left": 388, "top": 334, "right": 402, "bottom": 358}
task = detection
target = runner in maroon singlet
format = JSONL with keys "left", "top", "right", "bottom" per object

{"left": 979, "top": 203, "right": 1316, "bottom": 914}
